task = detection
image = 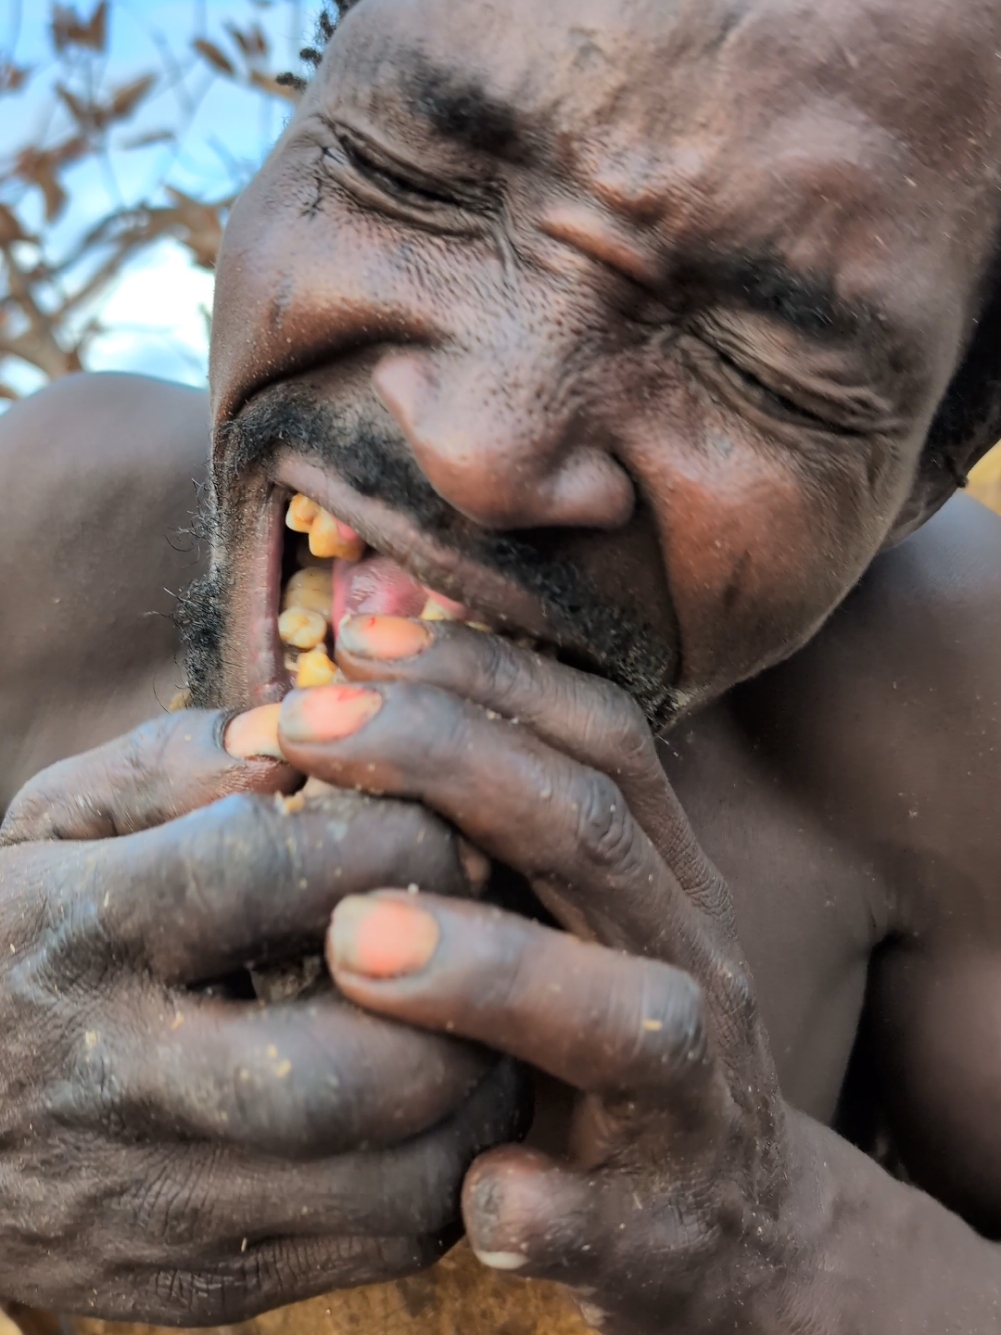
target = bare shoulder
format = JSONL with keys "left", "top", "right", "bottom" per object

{"left": 730, "top": 492, "right": 1001, "bottom": 935}
{"left": 0, "top": 370, "right": 208, "bottom": 480}
{"left": 0, "top": 374, "right": 210, "bottom": 808}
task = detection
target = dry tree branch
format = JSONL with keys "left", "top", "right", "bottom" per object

{"left": 0, "top": 0, "right": 309, "bottom": 395}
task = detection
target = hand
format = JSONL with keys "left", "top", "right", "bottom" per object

{"left": 273, "top": 614, "right": 796, "bottom": 1335}
{"left": 0, "top": 709, "right": 524, "bottom": 1323}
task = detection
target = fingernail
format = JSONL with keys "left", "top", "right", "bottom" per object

{"left": 474, "top": 1251, "right": 529, "bottom": 1271}
{"left": 280, "top": 684, "right": 382, "bottom": 743}
{"left": 225, "top": 704, "right": 284, "bottom": 759}
{"left": 329, "top": 895, "right": 440, "bottom": 978}
{"left": 337, "top": 613, "right": 431, "bottom": 660}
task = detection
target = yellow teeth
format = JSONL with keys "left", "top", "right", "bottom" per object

{"left": 420, "top": 596, "right": 457, "bottom": 622}
{"left": 285, "top": 493, "right": 320, "bottom": 533}
{"left": 309, "top": 508, "right": 366, "bottom": 561}
{"left": 286, "top": 494, "right": 366, "bottom": 562}
{"left": 278, "top": 607, "right": 328, "bottom": 651}
{"left": 283, "top": 566, "right": 333, "bottom": 617}
{"left": 295, "top": 646, "right": 338, "bottom": 688}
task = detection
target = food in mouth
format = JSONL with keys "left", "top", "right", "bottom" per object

{"left": 280, "top": 493, "right": 487, "bottom": 688}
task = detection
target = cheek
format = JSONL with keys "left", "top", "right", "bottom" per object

{"left": 648, "top": 435, "right": 881, "bottom": 692}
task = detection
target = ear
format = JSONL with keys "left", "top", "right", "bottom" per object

{"left": 886, "top": 261, "right": 1001, "bottom": 544}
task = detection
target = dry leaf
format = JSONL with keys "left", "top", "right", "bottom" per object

{"left": 56, "top": 73, "right": 154, "bottom": 133}
{"left": 51, "top": 1, "right": 108, "bottom": 54}
{"left": 0, "top": 62, "right": 31, "bottom": 95}
{"left": 192, "top": 38, "right": 236, "bottom": 77}
{"left": 13, "top": 137, "right": 89, "bottom": 220}
{"left": 226, "top": 22, "right": 269, "bottom": 61}
{"left": 109, "top": 74, "right": 157, "bottom": 119}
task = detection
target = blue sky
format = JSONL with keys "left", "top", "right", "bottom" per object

{"left": 1, "top": 0, "right": 326, "bottom": 395}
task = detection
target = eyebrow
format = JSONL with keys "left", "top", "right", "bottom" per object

{"left": 381, "top": 49, "right": 889, "bottom": 347}
{"left": 397, "top": 52, "right": 532, "bottom": 164}
{"left": 703, "top": 251, "right": 876, "bottom": 340}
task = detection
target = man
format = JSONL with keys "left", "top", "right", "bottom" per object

{"left": 3, "top": 0, "right": 1001, "bottom": 1330}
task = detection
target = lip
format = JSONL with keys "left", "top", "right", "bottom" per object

{"left": 237, "top": 449, "right": 559, "bottom": 706}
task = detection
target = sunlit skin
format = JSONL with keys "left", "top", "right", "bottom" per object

{"left": 3, "top": 0, "right": 1001, "bottom": 1330}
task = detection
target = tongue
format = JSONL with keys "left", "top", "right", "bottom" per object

{"left": 331, "top": 551, "right": 470, "bottom": 630}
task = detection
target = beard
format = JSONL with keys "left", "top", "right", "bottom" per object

{"left": 178, "top": 380, "right": 681, "bottom": 730}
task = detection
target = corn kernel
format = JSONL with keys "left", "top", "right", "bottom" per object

{"left": 308, "top": 507, "right": 366, "bottom": 561}
{"left": 286, "top": 493, "right": 320, "bottom": 533}
{"left": 296, "top": 647, "right": 338, "bottom": 688}
{"left": 278, "top": 607, "right": 328, "bottom": 650}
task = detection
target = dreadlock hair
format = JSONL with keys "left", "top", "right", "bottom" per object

{"left": 276, "top": 4, "right": 348, "bottom": 93}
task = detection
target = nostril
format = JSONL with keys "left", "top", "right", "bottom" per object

{"left": 541, "top": 448, "right": 635, "bottom": 531}
{"left": 373, "top": 351, "right": 433, "bottom": 443}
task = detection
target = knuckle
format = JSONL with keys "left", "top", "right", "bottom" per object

{"left": 613, "top": 964, "right": 711, "bottom": 1096}
{"left": 569, "top": 770, "right": 635, "bottom": 872}
{"left": 602, "top": 680, "right": 652, "bottom": 754}
{"left": 398, "top": 682, "right": 474, "bottom": 771}
{"left": 0, "top": 783, "right": 52, "bottom": 845}
{"left": 473, "top": 628, "right": 525, "bottom": 704}
{"left": 126, "top": 1157, "right": 222, "bottom": 1248}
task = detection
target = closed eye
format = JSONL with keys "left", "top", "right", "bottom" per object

{"left": 337, "top": 132, "right": 462, "bottom": 210}
{"left": 711, "top": 344, "right": 850, "bottom": 433}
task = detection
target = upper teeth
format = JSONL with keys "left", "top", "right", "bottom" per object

{"left": 280, "top": 493, "right": 510, "bottom": 690}
{"left": 286, "top": 493, "right": 365, "bottom": 562}
{"left": 419, "top": 596, "right": 454, "bottom": 622}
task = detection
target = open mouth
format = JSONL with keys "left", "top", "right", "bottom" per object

{"left": 275, "top": 488, "right": 503, "bottom": 690}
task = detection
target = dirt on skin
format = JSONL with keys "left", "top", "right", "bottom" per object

{"left": 6, "top": 1243, "right": 593, "bottom": 1335}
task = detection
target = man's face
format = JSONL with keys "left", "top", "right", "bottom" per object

{"left": 194, "top": 0, "right": 1001, "bottom": 725}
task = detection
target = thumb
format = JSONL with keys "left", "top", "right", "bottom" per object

{"left": 1, "top": 707, "right": 296, "bottom": 844}
{"left": 463, "top": 1145, "right": 601, "bottom": 1287}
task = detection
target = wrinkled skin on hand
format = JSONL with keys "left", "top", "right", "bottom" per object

{"left": 0, "top": 710, "right": 524, "bottom": 1324}
{"left": 273, "top": 615, "right": 800, "bottom": 1335}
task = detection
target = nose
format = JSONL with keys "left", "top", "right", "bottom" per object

{"left": 373, "top": 348, "right": 634, "bottom": 531}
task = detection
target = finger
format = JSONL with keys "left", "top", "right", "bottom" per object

{"left": 278, "top": 679, "right": 710, "bottom": 965}
{"left": 461, "top": 1146, "right": 603, "bottom": 1287}
{"left": 329, "top": 893, "right": 723, "bottom": 1115}
{"left": 61, "top": 1071, "right": 523, "bottom": 1245}
{"left": 34, "top": 787, "right": 472, "bottom": 984}
{"left": 0, "top": 708, "right": 295, "bottom": 846}
{"left": 100, "top": 991, "right": 497, "bottom": 1156}
{"left": 120, "top": 1233, "right": 449, "bottom": 1326}
{"left": 46, "top": 1061, "right": 526, "bottom": 1323}
{"left": 462, "top": 1145, "right": 698, "bottom": 1313}
{"left": 335, "top": 615, "right": 711, "bottom": 891}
